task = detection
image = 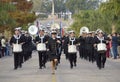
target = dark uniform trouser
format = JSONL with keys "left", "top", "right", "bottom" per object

{"left": 14, "top": 52, "right": 22, "bottom": 68}
{"left": 87, "top": 48, "right": 94, "bottom": 62}
{"left": 79, "top": 45, "right": 85, "bottom": 59}
{"left": 24, "top": 51, "right": 32, "bottom": 61}
{"left": 57, "top": 47, "right": 62, "bottom": 63}
{"left": 29, "top": 51, "right": 32, "bottom": 58}
{"left": 96, "top": 52, "right": 106, "bottom": 68}
{"left": 23, "top": 51, "right": 28, "bottom": 61}
{"left": 69, "top": 53, "right": 77, "bottom": 67}
{"left": 38, "top": 51, "right": 46, "bottom": 68}
{"left": 0, "top": 49, "right": 2, "bottom": 58}
{"left": 64, "top": 46, "right": 68, "bottom": 59}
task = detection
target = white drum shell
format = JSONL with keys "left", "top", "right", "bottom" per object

{"left": 13, "top": 44, "right": 22, "bottom": 52}
{"left": 97, "top": 43, "right": 107, "bottom": 53}
{"left": 68, "top": 45, "right": 77, "bottom": 53}
{"left": 37, "top": 43, "right": 46, "bottom": 51}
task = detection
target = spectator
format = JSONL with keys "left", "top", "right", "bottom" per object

{"left": 1, "top": 36, "right": 6, "bottom": 57}
{"left": 106, "top": 35, "right": 111, "bottom": 58}
{"left": 5, "top": 39, "right": 10, "bottom": 56}
{"left": 0, "top": 37, "right": 2, "bottom": 58}
{"left": 117, "top": 33, "right": 120, "bottom": 58}
{"left": 112, "top": 32, "right": 118, "bottom": 59}
{"left": 107, "top": 34, "right": 113, "bottom": 58}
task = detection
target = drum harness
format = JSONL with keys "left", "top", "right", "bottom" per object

{"left": 13, "top": 34, "right": 22, "bottom": 52}
{"left": 39, "top": 35, "right": 45, "bottom": 43}
{"left": 97, "top": 36, "right": 107, "bottom": 52}
{"left": 97, "top": 36, "right": 104, "bottom": 43}
{"left": 69, "top": 37, "right": 75, "bottom": 45}
{"left": 14, "top": 34, "right": 21, "bottom": 44}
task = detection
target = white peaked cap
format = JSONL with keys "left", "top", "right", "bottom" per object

{"left": 98, "top": 30, "right": 103, "bottom": 33}
{"left": 14, "top": 27, "right": 22, "bottom": 31}
{"left": 51, "top": 30, "right": 57, "bottom": 34}
{"left": 69, "top": 30, "right": 75, "bottom": 34}
{"left": 39, "top": 28, "right": 44, "bottom": 31}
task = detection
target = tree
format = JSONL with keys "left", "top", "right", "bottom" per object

{"left": 12, "top": 0, "right": 37, "bottom": 30}
{"left": 70, "top": 0, "right": 120, "bottom": 35}
{"left": 71, "top": 9, "right": 113, "bottom": 36}
{"left": 99, "top": 0, "right": 120, "bottom": 33}
{"left": 0, "top": 0, "right": 37, "bottom": 32}
{"left": 32, "top": 0, "right": 66, "bottom": 13}
{"left": 54, "top": 0, "right": 66, "bottom": 13}
{"left": 66, "top": 0, "right": 100, "bottom": 14}
{"left": 0, "top": 1, "right": 16, "bottom": 32}
{"left": 11, "top": 0, "right": 33, "bottom": 11}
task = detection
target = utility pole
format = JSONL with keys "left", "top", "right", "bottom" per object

{"left": 51, "top": 0, "right": 55, "bottom": 17}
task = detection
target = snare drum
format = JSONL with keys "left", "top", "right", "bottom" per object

{"left": 97, "top": 43, "right": 107, "bottom": 53}
{"left": 68, "top": 45, "right": 77, "bottom": 53}
{"left": 13, "top": 44, "right": 22, "bottom": 52}
{"left": 37, "top": 43, "right": 46, "bottom": 51}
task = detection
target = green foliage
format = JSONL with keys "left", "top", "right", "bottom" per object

{"left": 70, "top": 0, "right": 120, "bottom": 34}
{"left": 66, "top": 0, "right": 99, "bottom": 14}
{"left": 0, "top": 2, "right": 16, "bottom": 32}
{"left": 0, "top": 10, "right": 16, "bottom": 26}
{"left": 0, "top": 2, "right": 16, "bottom": 12}
{"left": 99, "top": 0, "right": 120, "bottom": 32}
{"left": 38, "top": 14, "right": 48, "bottom": 19}
{"left": 71, "top": 10, "right": 112, "bottom": 35}
{"left": 32, "top": 0, "right": 66, "bottom": 13}
{"left": 10, "top": 11, "right": 37, "bottom": 28}
{"left": 0, "top": 0, "right": 37, "bottom": 32}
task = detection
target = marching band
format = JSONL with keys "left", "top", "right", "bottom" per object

{"left": 9, "top": 26, "right": 110, "bottom": 74}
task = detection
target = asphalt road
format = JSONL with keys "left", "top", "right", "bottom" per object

{"left": 0, "top": 51, "right": 120, "bottom": 82}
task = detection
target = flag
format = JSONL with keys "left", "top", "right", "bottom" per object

{"left": 36, "top": 20, "right": 40, "bottom": 35}
{"left": 60, "top": 21, "right": 64, "bottom": 38}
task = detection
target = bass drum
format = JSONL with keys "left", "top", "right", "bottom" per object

{"left": 37, "top": 43, "right": 46, "bottom": 51}
{"left": 28, "top": 25, "right": 38, "bottom": 35}
{"left": 68, "top": 45, "right": 77, "bottom": 53}
{"left": 97, "top": 43, "right": 107, "bottom": 53}
{"left": 13, "top": 44, "right": 22, "bottom": 52}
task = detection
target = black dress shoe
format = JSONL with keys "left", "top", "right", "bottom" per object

{"left": 39, "top": 67, "right": 42, "bottom": 69}
{"left": 19, "top": 65, "right": 22, "bottom": 68}
{"left": 70, "top": 65, "right": 73, "bottom": 69}
{"left": 102, "top": 65, "right": 105, "bottom": 68}
{"left": 98, "top": 67, "right": 101, "bottom": 70}
{"left": 102, "top": 63, "right": 105, "bottom": 68}
{"left": 14, "top": 67, "right": 17, "bottom": 70}
{"left": 43, "top": 64, "right": 46, "bottom": 68}
{"left": 74, "top": 63, "right": 77, "bottom": 67}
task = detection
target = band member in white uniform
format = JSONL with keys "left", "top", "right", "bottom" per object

{"left": 10, "top": 27, "right": 25, "bottom": 70}
{"left": 94, "top": 30, "right": 107, "bottom": 69}
{"left": 66, "top": 30, "right": 78, "bottom": 69}
{"left": 35, "top": 29, "right": 48, "bottom": 69}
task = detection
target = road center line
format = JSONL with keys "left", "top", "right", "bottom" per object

{"left": 52, "top": 74, "right": 57, "bottom": 82}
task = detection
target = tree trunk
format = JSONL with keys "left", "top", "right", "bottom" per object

{"left": 111, "top": 23, "right": 116, "bottom": 33}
